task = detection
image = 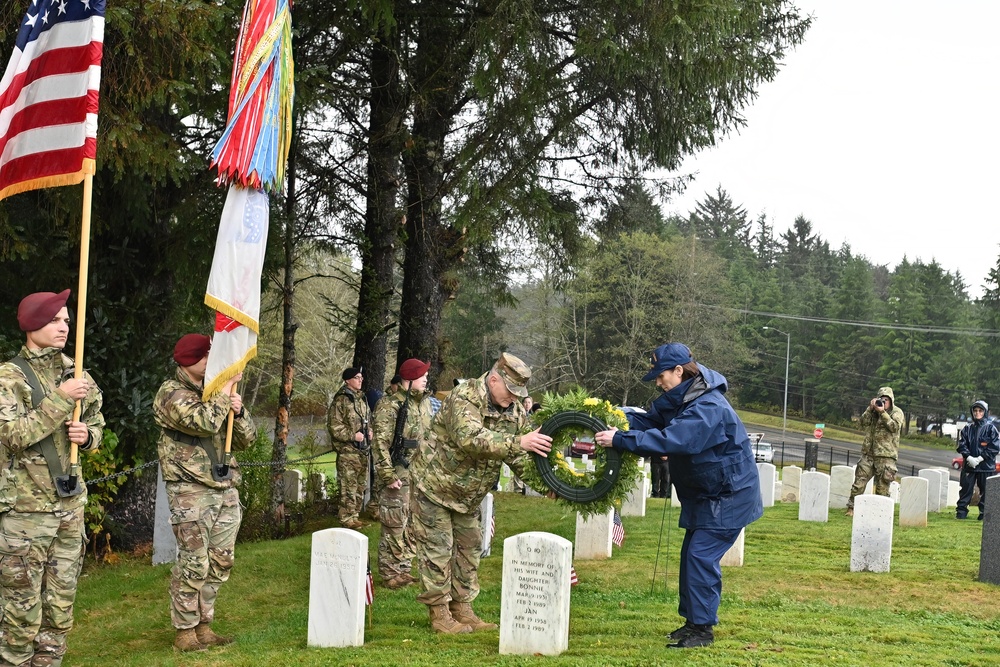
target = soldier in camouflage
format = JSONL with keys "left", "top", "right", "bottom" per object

{"left": 410, "top": 353, "right": 552, "bottom": 634}
{"left": 328, "top": 367, "right": 372, "bottom": 530}
{"left": 153, "top": 334, "right": 257, "bottom": 652}
{"left": 372, "top": 358, "right": 432, "bottom": 589}
{"left": 846, "top": 386, "right": 904, "bottom": 516}
{"left": 0, "top": 290, "right": 104, "bottom": 667}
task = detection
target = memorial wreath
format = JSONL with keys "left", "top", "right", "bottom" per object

{"left": 519, "top": 389, "right": 640, "bottom": 517}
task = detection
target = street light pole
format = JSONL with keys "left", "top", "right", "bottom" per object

{"left": 763, "top": 326, "right": 790, "bottom": 443}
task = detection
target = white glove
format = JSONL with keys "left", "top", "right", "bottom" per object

{"left": 967, "top": 456, "right": 983, "bottom": 468}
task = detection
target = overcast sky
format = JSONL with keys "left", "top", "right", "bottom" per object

{"left": 665, "top": 0, "right": 1000, "bottom": 298}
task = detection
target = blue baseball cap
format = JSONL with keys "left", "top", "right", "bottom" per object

{"left": 642, "top": 343, "right": 693, "bottom": 381}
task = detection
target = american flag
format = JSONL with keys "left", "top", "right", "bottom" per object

{"left": 365, "top": 565, "right": 374, "bottom": 606}
{"left": 612, "top": 509, "right": 625, "bottom": 547}
{"left": 570, "top": 566, "right": 579, "bottom": 587}
{"left": 0, "top": 0, "right": 105, "bottom": 201}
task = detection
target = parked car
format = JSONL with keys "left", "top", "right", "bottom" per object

{"left": 754, "top": 441, "right": 773, "bottom": 463}
{"left": 951, "top": 455, "right": 1000, "bottom": 472}
{"left": 926, "top": 423, "right": 961, "bottom": 438}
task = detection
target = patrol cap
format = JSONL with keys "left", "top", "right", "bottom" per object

{"left": 398, "top": 358, "right": 431, "bottom": 381}
{"left": 17, "top": 289, "right": 70, "bottom": 332}
{"left": 342, "top": 367, "right": 362, "bottom": 381}
{"left": 642, "top": 343, "right": 693, "bottom": 382}
{"left": 173, "top": 334, "right": 211, "bottom": 366}
{"left": 493, "top": 352, "right": 530, "bottom": 398}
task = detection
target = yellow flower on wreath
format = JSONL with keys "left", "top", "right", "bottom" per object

{"left": 583, "top": 397, "right": 600, "bottom": 407}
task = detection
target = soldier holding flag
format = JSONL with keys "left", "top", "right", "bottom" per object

{"left": 153, "top": 334, "right": 257, "bottom": 653}
{"left": 0, "top": 290, "right": 105, "bottom": 667}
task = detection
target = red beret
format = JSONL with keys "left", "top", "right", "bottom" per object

{"left": 173, "top": 334, "right": 211, "bottom": 366}
{"left": 398, "top": 358, "right": 431, "bottom": 381}
{"left": 17, "top": 290, "right": 70, "bottom": 332}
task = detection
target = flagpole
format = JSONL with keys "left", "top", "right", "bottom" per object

{"left": 224, "top": 383, "right": 237, "bottom": 456}
{"left": 70, "top": 173, "right": 95, "bottom": 470}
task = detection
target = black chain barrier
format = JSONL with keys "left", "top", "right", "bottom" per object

{"left": 84, "top": 448, "right": 337, "bottom": 486}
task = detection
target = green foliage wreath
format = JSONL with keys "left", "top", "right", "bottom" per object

{"left": 520, "top": 388, "right": 641, "bottom": 517}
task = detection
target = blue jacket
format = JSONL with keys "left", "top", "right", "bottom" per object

{"left": 612, "top": 364, "right": 763, "bottom": 531}
{"left": 957, "top": 414, "right": 1000, "bottom": 473}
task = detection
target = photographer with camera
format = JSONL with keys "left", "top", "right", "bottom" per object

{"left": 372, "top": 358, "right": 432, "bottom": 589}
{"left": 846, "top": 387, "right": 904, "bottom": 517}
{"left": 328, "top": 367, "right": 373, "bottom": 529}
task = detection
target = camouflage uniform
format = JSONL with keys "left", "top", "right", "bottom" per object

{"left": 410, "top": 373, "right": 530, "bottom": 606}
{"left": 0, "top": 346, "right": 104, "bottom": 667}
{"left": 848, "top": 386, "right": 904, "bottom": 508}
{"left": 372, "top": 388, "right": 431, "bottom": 580}
{"left": 153, "top": 368, "right": 257, "bottom": 631}
{"left": 327, "top": 386, "right": 372, "bottom": 525}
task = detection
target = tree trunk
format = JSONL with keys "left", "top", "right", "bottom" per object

{"left": 397, "top": 3, "right": 469, "bottom": 387}
{"left": 270, "top": 135, "right": 298, "bottom": 537}
{"left": 354, "top": 18, "right": 405, "bottom": 393}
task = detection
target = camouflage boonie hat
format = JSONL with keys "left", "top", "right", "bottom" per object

{"left": 494, "top": 352, "right": 530, "bottom": 398}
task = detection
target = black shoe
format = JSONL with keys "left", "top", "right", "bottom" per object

{"left": 957, "top": 513, "right": 968, "bottom": 519}
{"left": 979, "top": 513, "right": 985, "bottom": 521}
{"left": 668, "top": 624, "right": 713, "bottom": 648}
{"left": 668, "top": 621, "right": 695, "bottom": 641}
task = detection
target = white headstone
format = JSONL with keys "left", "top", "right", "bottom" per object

{"left": 799, "top": 471, "right": 830, "bottom": 522}
{"left": 670, "top": 484, "right": 681, "bottom": 508}
{"left": 850, "top": 495, "right": 894, "bottom": 573}
{"left": 864, "top": 477, "right": 874, "bottom": 495}
{"left": 284, "top": 469, "right": 304, "bottom": 505}
{"left": 781, "top": 466, "right": 801, "bottom": 503}
{"left": 757, "top": 462, "right": 776, "bottom": 508}
{"left": 499, "top": 532, "right": 572, "bottom": 656}
{"left": 720, "top": 528, "right": 745, "bottom": 567}
{"left": 774, "top": 480, "right": 782, "bottom": 503}
{"left": 480, "top": 493, "right": 495, "bottom": 557}
{"left": 524, "top": 485, "right": 544, "bottom": 497}
{"left": 898, "top": 476, "right": 928, "bottom": 527}
{"left": 644, "top": 461, "right": 652, "bottom": 498}
{"left": 930, "top": 467, "right": 950, "bottom": 509}
{"left": 501, "top": 464, "right": 513, "bottom": 492}
{"left": 757, "top": 463, "right": 777, "bottom": 507}
{"left": 947, "top": 480, "right": 960, "bottom": 508}
{"left": 918, "top": 469, "right": 945, "bottom": 512}
{"left": 574, "top": 510, "right": 613, "bottom": 560}
{"left": 621, "top": 475, "right": 647, "bottom": 517}
{"left": 829, "top": 465, "right": 855, "bottom": 509}
{"left": 307, "top": 528, "right": 367, "bottom": 647}
{"left": 889, "top": 480, "right": 900, "bottom": 504}
{"left": 152, "top": 466, "right": 177, "bottom": 565}
{"left": 307, "top": 471, "right": 327, "bottom": 502}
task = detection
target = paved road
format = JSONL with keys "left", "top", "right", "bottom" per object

{"left": 745, "top": 425, "right": 960, "bottom": 481}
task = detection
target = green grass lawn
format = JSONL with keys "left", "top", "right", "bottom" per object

{"left": 71, "top": 495, "right": 999, "bottom": 667}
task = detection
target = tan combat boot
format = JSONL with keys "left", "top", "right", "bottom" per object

{"left": 196, "top": 622, "right": 234, "bottom": 646}
{"left": 427, "top": 604, "right": 473, "bottom": 634}
{"left": 174, "top": 628, "right": 207, "bottom": 652}
{"left": 449, "top": 601, "right": 498, "bottom": 631}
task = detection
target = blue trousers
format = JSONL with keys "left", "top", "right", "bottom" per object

{"left": 678, "top": 527, "right": 742, "bottom": 626}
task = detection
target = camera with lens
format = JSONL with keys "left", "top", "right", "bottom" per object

{"left": 874, "top": 399, "right": 885, "bottom": 408}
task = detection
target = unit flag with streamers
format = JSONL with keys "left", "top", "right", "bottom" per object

{"left": 202, "top": 0, "right": 294, "bottom": 400}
